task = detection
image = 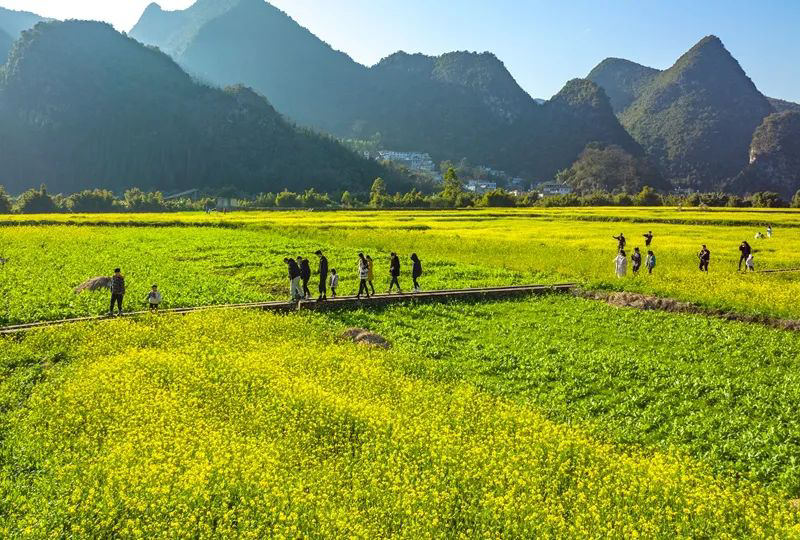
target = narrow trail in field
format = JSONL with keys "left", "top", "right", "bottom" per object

{"left": 0, "top": 283, "right": 576, "bottom": 335}
{"left": 575, "top": 289, "right": 800, "bottom": 331}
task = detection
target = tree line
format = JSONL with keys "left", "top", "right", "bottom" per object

{"left": 2, "top": 174, "right": 799, "bottom": 214}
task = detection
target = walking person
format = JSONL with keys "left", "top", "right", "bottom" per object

{"left": 614, "top": 250, "right": 628, "bottom": 278}
{"left": 698, "top": 245, "right": 711, "bottom": 272}
{"left": 643, "top": 231, "right": 654, "bottom": 247}
{"left": 388, "top": 252, "right": 402, "bottom": 293}
{"left": 411, "top": 253, "right": 423, "bottom": 292}
{"left": 645, "top": 250, "right": 656, "bottom": 274}
{"left": 329, "top": 269, "right": 339, "bottom": 298}
{"left": 356, "top": 253, "right": 370, "bottom": 299}
{"left": 109, "top": 268, "right": 125, "bottom": 316}
{"left": 613, "top": 233, "right": 626, "bottom": 252}
{"left": 298, "top": 256, "right": 312, "bottom": 299}
{"left": 146, "top": 284, "right": 162, "bottom": 312}
{"left": 315, "top": 250, "right": 328, "bottom": 301}
{"left": 738, "top": 241, "right": 752, "bottom": 271}
{"left": 746, "top": 253, "right": 755, "bottom": 272}
{"left": 631, "top": 247, "right": 642, "bottom": 275}
{"left": 284, "top": 257, "right": 302, "bottom": 301}
{"left": 366, "top": 255, "right": 376, "bottom": 295}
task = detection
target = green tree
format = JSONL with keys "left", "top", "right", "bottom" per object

{"left": 0, "top": 186, "right": 12, "bottom": 214}
{"left": 67, "top": 189, "right": 117, "bottom": 213}
{"left": 16, "top": 185, "right": 60, "bottom": 214}
{"left": 480, "top": 189, "right": 517, "bottom": 207}
{"left": 792, "top": 190, "right": 800, "bottom": 209}
{"left": 275, "top": 190, "right": 300, "bottom": 207}
{"left": 441, "top": 167, "right": 462, "bottom": 200}
{"left": 750, "top": 191, "right": 786, "bottom": 208}
{"left": 341, "top": 191, "right": 353, "bottom": 208}
{"left": 370, "top": 177, "right": 387, "bottom": 207}
{"left": 300, "top": 189, "right": 332, "bottom": 208}
{"left": 633, "top": 186, "right": 662, "bottom": 206}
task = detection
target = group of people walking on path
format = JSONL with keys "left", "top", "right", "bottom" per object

{"left": 284, "top": 251, "right": 423, "bottom": 302}
{"left": 612, "top": 225, "right": 773, "bottom": 277}
{"left": 613, "top": 232, "right": 656, "bottom": 278}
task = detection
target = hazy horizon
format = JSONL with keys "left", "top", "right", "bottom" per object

{"left": 1, "top": 0, "right": 799, "bottom": 102}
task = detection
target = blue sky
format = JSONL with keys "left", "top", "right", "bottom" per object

{"left": 4, "top": 0, "right": 799, "bottom": 102}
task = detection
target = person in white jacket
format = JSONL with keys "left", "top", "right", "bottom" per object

{"left": 146, "top": 285, "right": 162, "bottom": 312}
{"left": 614, "top": 250, "right": 628, "bottom": 278}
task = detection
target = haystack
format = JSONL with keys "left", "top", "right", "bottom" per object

{"left": 341, "top": 328, "right": 391, "bottom": 349}
{"left": 74, "top": 276, "right": 112, "bottom": 294}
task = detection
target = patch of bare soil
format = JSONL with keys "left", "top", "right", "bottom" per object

{"left": 574, "top": 289, "right": 800, "bottom": 331}
{"left": 341, "top": 328, "right": 391, "bottom": 349}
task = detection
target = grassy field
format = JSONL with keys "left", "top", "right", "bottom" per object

{"left": 2, "top": 301, "right": 800, "bottom": 538}
{"left": 3, "top": 208, "right": 800, "bottom": 537}
{"left": 1, "top": 207, "right": 799, "bottom": 324}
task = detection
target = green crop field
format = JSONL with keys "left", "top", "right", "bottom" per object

{"left": 1, "top": 207, "right": 799, "bottom": 324}
{"left": 3, "top": 207, "right": 800, "bottom": 537}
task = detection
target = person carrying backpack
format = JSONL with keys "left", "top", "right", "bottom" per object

{"left": 284, "top": 258, "right": 302, "bottom": 301}
{"left": 646, "top": 250, "right": 656, "bottom": 274}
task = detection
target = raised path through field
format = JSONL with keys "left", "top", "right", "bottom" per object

{"left": 0, "top": 283, "right": 577, "bottom": 335}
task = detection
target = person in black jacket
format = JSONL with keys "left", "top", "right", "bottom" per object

{"left": 698, "top": 245, "right": 711, "bottom": 272}
{"left": 738, "top": 241, "right": 752, "bottom": 271}
{"left": 411, "top": 253, "right": 422, "bottom": 292}
{"left": 643, "top": 231, "right": 654, "bottom": 247}
{"left": 298, "top": 256, "right": 312, "bottom": 299}
{"left": 284, "top": 258, "right": 301, "bottom": 301}
{"left": 631, "top": 247, "right": 642, "bottom": 275}
{"left": 388, "top": 252, "right": 402, "bottom": 293}
{"left": 315, "top": 250, "right": 328, "bottom": 301}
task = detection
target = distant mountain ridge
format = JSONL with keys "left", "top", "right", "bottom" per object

{"left": 0, "top": 27, "right": 11, "bottom": 62}
{"left": 131, "top": 0, "right": 641, "bottom": 182}
{"left": 589, "top": 36, "right": 776, "bottom": 190}
{"left": 0, "top": 20, "right": 404, "bottom": 195}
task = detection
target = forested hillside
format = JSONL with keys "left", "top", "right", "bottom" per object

{"left": 728, "top": 112, "right": 800, "bottom": 197}
{"left": 586, "top": 58, "right": 659, "bottom": 113}
{"left": 0, "top": 20, "right": 405, "bottom": 195}
{"left": 618, "top": 36, "right": 774, "bottom": 190}
{"left": 131, "top": 0, "right": 641, "bottom": 182}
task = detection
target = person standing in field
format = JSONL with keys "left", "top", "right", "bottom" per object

{"left": 613, "top": 233, "right": 626, "bottom": 252}
{"left": 298, "top": 256, "right": 312, "bottom": 299}
{"left": 614, "top": 250, "right": 628, "bottom": 278}
{"left": 411, "top": 253, "right": 423, "bottom": 292}
{"left": 646, "top": 250, "right": 656, "bottom": 274}
{"left": 388, "top": 252, "right": 402, "bottom": 293}
{"left": 698, "top": 245, "right": 711, "bottom": 272}
{"left": 643, "top": 231, "right": 654, "bottom": 247}
{"left": 146, "top": 284, "right": 162, "bottom": 312}
{"left": 329, "top": 269, "right": 339, "bottom": 298}
{"left": 315, "top": 250, "right": 328, "bottom": 301}
{"left": 767, "top": 224, "right": 773, "bottom": 238}
{"left": 631, "top": 247, "right": 642, "bottom": 275}
{"left": 109, "top": 268, "right": 125, "bottom": 316}
{"left": 366, "top": 255, "right": 376, "bottom": 295}
{"left": 738, "top": 241, "right": 752, "bottom": 271}
{"left": 356, "top": 253, "right": 371, "bottom": 299}
{"left": 284, "top": 257, "right": 302, "bottom": 301}
{"left": 746, "top": 253, "right": 755, "bottom": 272}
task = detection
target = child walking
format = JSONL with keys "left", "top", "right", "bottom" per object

{"left": 329, "top": 269, "right": 339, "bottom": 298}
{"left": 746, "top": 253, "right": 755, "bottom": 272}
